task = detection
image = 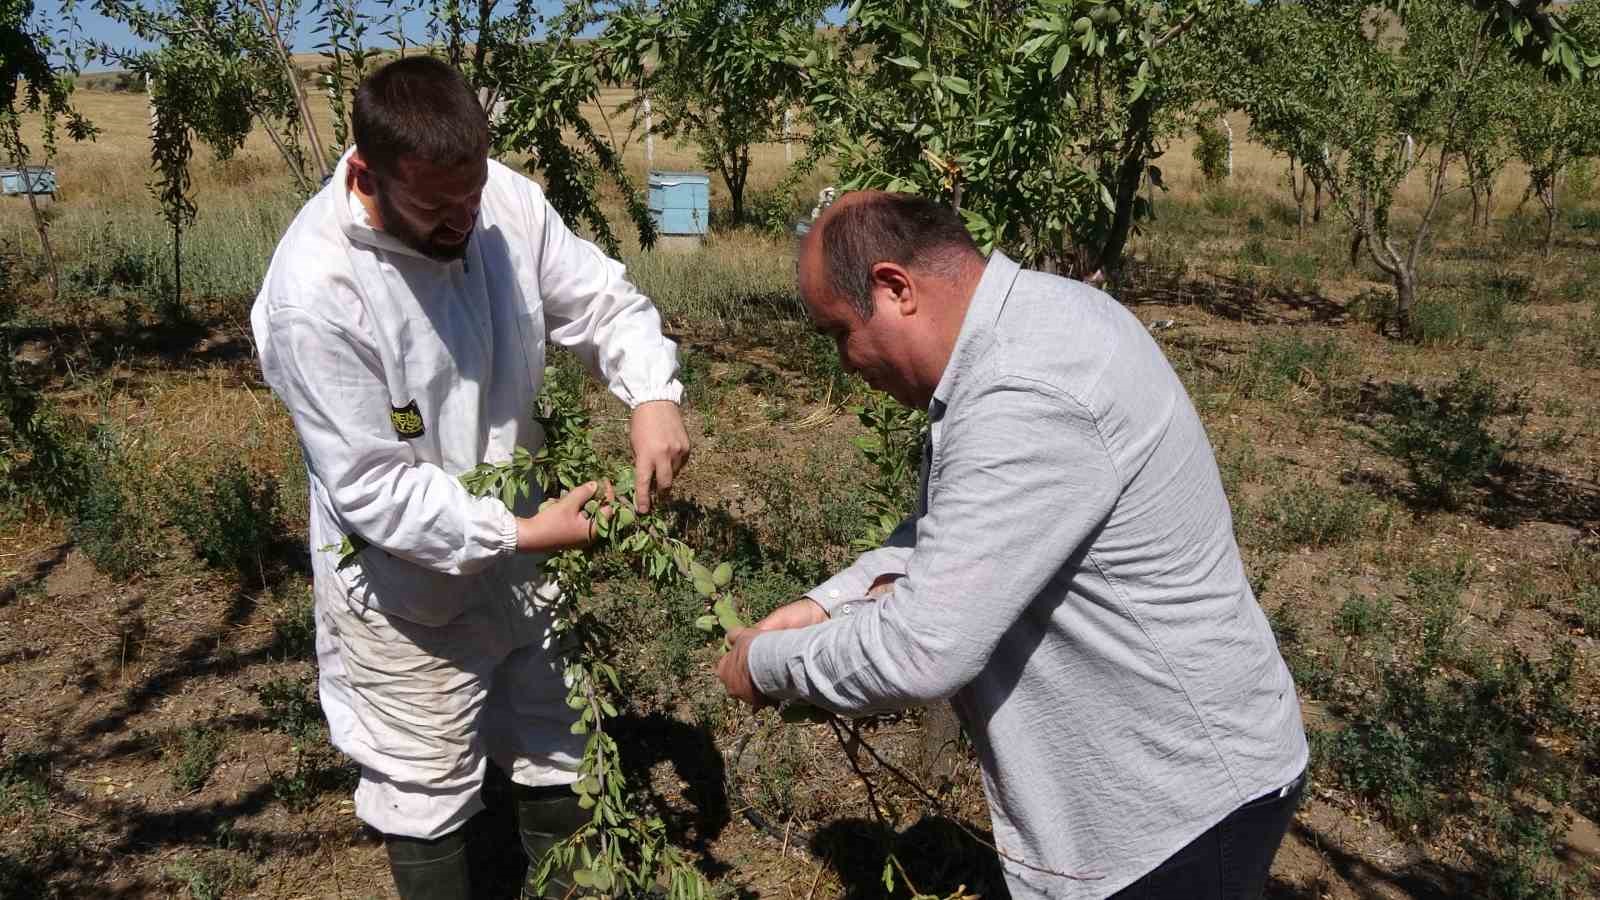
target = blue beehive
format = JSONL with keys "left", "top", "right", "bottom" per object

{"left": 0, "top": 166, "right": 57, "bottom": 197}
{"left": 647, "top": 171, "right": 709, "bottom": 236}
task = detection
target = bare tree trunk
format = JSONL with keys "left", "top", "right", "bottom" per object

{"left": 19, "top": 174, "right": 58, "bottom": 302}
{"left": 1220, "top": 115, "right": 1233, "bottom": 179}
{"left": 5, "top": 121, "right": 58, "bottom": 301}
{"left": 1540, "top": 177, "right": 1558, "bottom": 258}
{"left": 1288, "top": 155, "right": 1307, "bottom": 241}
{"left": 251, "top": 0, "right": 330, "bottom": 183}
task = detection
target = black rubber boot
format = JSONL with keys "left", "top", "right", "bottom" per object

{"left": 516, "top": 782, "right": 592, "bottom": 899}
{"left": 385, "top": 828, "right": 471, "bottom": 900}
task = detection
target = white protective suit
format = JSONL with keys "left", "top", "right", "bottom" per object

{"left": 251, "top": 149, "right": 682, "bottom": 839}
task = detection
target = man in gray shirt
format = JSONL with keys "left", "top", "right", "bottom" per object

{"left": 716, "top": 191, "right": 1307, "bottom": 899}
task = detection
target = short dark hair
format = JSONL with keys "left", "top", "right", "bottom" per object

{"left": 818, "top": 192, "right": 984, "bottom": 320}
{"left": 352, "top": 56, "right": 490, "bottom": 178}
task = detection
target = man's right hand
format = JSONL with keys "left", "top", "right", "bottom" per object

{"left": 516, "top": 481, "right": 611, "bottom": 553}
{"left": 754, "top": 598, "right": 830, "bottom": 632}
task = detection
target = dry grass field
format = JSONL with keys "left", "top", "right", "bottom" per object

{"left": 2, "top": 81, "right": 1599, "bottom": 900}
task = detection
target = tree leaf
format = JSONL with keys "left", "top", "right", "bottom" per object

{"left": 941, "top": 75, "right": 972, "bottom": 95}
{"left": 712, "top": 562, "right": 733, "bottom": 587}
{"left": 1051, "top": 43, "right": 1072, "bottom": 78}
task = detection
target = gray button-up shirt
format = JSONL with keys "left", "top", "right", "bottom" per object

{"left": 748, "top": 252, "right": 1307, "bottom": 899}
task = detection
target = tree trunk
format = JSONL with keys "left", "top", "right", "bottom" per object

{"left": 1541, "top": 179, "right": 1558, "bottom": 258}
{"left": 1090, "top": 93, "right": 1156, "bottom": 276}
{"left": 6, "top": 124, "right": 58, "bottom": 301}
{"left": 1313, "top": 179, "right": 1324, "bottom": 223}
{"left": 171, "top": 218, "right": 183, "bottom": 319}
{"left": 1288, "top": 155, "right": 1307, "bottom": 241}
{"left": 1393, "top": 268, "right": 1415, "bottom": 338}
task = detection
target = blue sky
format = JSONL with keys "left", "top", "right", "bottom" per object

{"left": 48, "top": 1, "right": 844, "bottom": 71}
{"left": 46, "top": 1, "right": 544, "bottom": 70}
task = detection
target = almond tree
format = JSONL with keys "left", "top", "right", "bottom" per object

{"left": 1508, "top": 0, "right": 1600, "bottom": 256}
{"left": 2, "top": 0, "right": 96, "bottom": 300}
{"left": 600, "top": 0, "right": 824, "bottom": 225}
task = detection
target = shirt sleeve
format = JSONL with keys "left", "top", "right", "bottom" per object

{"left": 523, "top": 179, "right": 684, "bottom": 409}
{"left": 746, "top": 379, "right": 1121, "bottom": 714}
{"left": 803, "top": 517, "right": 917, "bottom": 615}
{"left": 260, "top": 305, "right": 519, "bottom": 575}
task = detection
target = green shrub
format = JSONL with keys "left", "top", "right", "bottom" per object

{"left": 745, "top": 186, "right": 805, "bottom": 238}
{"left": 1264, "top": 482, "right": 1372, "bottom": 549}
{"left": 169, "top": 461, "right": 284, "bottom": 580}
{"left": 1568, "top": 159, "right": 1596, "bottom": 201}
{"left": 1239, "top": 236, "right": 1273, "bottom": 266}
{"left": 1373, "top": 368, "right": 1525, "bottom": 509}
{"left": 270, "top": 585, "right": 316, "bottom": 661}
{"left": 0, "top": 287, "right": 90, "bottom": 511}
{"left": 168, "top": 724, "right": 225, "bottom": 793}
{"left": 1236, "top": 334, "right": 1353, "bottom": 403}
{"left": 71, "top": 441, "right": 159, "bottom": 580}
{"left": 0, "top": 750, "right": 51, "bottom": 817}
{"left": 1335, "top": 594, "right": 1392, "bottom": 638}
{"left": 1574, "top": 300, "right": 1600, "bottom": 368}
{"left": 1348, "top": 287, "right": 1398, "bottom": 333}
{"left": 270, "top": 744, "right": 355, "bottom": 812}
{"left": 1568, "top": 207, "right": 1600, "bottom": 231}
{"left": 254, "top": 676, "right": 324, "bottom": 741}
{"left": 1202, "top": 188, "right": 1244, "bottom": 218}
{"left": 163, "top": 851, "right": 255, "bottom": 900}
{"left": 1410, "top": 295, "right": 1466, "bottom": 345}
{"left": 1193, "top": 122, "right": 1230, "bottom": 183}
{"left": 1286, "top": 252, "right": 1321, "bottom": 283}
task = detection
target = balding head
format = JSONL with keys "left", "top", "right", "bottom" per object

{"left": 801, "top": 191, "right": 984, "bottom": 322}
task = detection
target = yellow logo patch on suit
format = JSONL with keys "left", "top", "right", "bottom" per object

{"left": 390, "top": 400, "right": 426, "bottom": 439}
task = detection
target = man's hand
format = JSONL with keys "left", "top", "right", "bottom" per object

{"left": 754, "top": 598, "right": 830, "bottom": 631}
{"left": 716, "top": 628, "right": 766, "bottom": 706}
{"left": 516, "top": 481, "right": 611, "bottom": 552}
{"left": 629, "top": 400, "right": 689, "bottom": 514}
{"left": 718, "top": 600, "right": 828, "bottom": 706}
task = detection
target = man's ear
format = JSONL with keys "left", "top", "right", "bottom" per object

{"left": 870, "top": 261, "right": 917, "bottom": 317}
{"left": 348, "top": 151, "right": 376, "bottom": 195}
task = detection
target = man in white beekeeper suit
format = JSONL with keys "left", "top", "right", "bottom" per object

{"left": 251, "top": 56, "right": 690, "bottom": 898}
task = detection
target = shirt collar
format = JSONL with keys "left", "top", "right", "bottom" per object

{"left": 332, "top": 147, "right": 433, "bottom": 261}
{"left": 929, "top": 250, "right": 1021, "bottom": 410}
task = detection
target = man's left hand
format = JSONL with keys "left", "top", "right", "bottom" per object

{"left": 629, "top": 400, "right": 689, "bottom": 514}
{"left": 716, "top": 628, "right": 766, "bottom": 706}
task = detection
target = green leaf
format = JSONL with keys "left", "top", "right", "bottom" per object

{"left": 693, "top": 577, "right": 716, "bottom": 598}
{"left": 1019, "top": 33, "right": 1053, "bottom": 57}
{"left": 712, "top": 562, "right": 733, "bottom": 588}
{"left": 888, "top": 56, "right": 921, "bottom": 70}
{"left": 882, "top": 858, "right": 896, "bottom": 892}
{"left": 694, "top": 614, "right": 720, "bottom": 633}
{"left": 570, "top": 719, "right": 588, "bottom": 735}
{"left": 1051, "top": 43, "right": 1072, "bottom": 77}
{"left": 941, "top": 75, "right": 972, "bottom": 95}
{"left": 714, "top": 596, "right": 746, "bottom": 632}
{"left": 690, "top": 561, "right": 713, "bottom": 584}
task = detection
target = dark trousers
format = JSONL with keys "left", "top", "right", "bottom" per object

{"left": 1111, "top": 771, "right": 1304, "bottom": 900}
